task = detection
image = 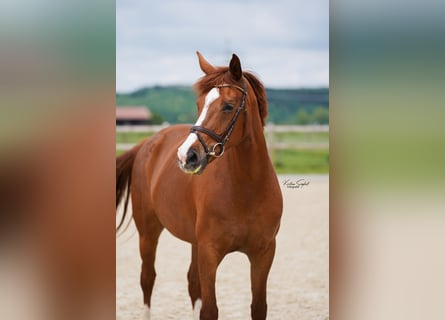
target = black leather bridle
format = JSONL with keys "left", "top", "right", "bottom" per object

{"left": 190, "top": 83, "right": 247, "bottom": 159}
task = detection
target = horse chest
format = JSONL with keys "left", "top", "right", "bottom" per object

{"left": 195, "top": 192, "right": 281, "bottom": 252}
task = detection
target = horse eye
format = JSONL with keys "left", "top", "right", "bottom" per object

{"left": 222, "top": 103, "right": 234, "bottom": 112}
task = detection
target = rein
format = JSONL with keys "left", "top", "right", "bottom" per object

{"left": 190, "top": 83, "right": 247, "bottom": 158}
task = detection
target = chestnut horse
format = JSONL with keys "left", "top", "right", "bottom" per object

{"left": 116, "top": 52, "right": 282, "bottom": 320}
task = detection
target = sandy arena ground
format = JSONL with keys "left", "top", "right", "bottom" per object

{"left": 117, "top": 174, "right": 328, "bottom": 320}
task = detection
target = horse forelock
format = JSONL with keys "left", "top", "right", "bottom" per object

{"left": 194, "top": 68, "right": 268, "bottom": 127}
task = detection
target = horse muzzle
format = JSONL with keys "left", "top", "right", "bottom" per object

{"left": 177, "top": 148, "right": 208, "bottom": 175}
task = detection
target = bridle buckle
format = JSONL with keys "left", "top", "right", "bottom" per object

{"left": 208, "top": 143, "right": 224, "bottom": 157}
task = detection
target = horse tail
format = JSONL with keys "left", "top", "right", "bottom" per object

{"left": 116, "top": 142, "right": 143, "bottom": 232}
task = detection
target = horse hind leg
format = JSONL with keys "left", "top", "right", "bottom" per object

{"left": 188, "top": 244, "right": 202, "bottom": 319}
{"left": 137, "top": 213, "right": 164, "bottom": 320}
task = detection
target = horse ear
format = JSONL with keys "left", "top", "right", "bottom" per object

{"left": 196, "top": 51, "right": 216, "bottom": 75}
{"left": 229, "top": 54, "right": 242, "bottom": 81}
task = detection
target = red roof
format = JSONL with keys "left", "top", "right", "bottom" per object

{"left": 116, "top": 106, "right": 152, "bottom": 120}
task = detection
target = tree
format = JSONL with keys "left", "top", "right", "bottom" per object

{"left": 312, "top": 106, "right": 329, "bottom": 124}
{"left": 295, "top": 109, "right": 311, "bottom": 125}
{"left": 151, "top": 112, "right": 164, "bottom": 125}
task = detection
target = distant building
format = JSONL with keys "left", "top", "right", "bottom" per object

{"left": 116, "top": 106, "right": 152, "bottom": 125}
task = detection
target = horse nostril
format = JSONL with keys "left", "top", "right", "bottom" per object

{"left": 186, "top": 149, "right": 199, "bottom": 166}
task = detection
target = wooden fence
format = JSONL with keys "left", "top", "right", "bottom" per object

{"left": 116, "top": 124, "right": 329, "bottom": 152}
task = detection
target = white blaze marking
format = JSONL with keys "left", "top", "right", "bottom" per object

{"left": 177, "top": 88, "right": 220, "bottom": 164}
{"left": 193, "top": 299, "right": 202, "bottom": 320}
{"left": 177, "top": 134, "right": 197, "bottom": 163}
{"left": 142, "top": 305, "right": 151, "bottom": 320}
{"left": 195, "top": 87, "right": 220, "bottom": 126}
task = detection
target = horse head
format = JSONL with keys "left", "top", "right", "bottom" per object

{"left": 177, "top": 52, "right": 254, "bottom": 175}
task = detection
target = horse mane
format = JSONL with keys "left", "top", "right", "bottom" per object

{"left": 194, "top": 68, "right": 268, "bottom": 127}
{"left": 243, "top": 71, "right": 268, "bottom": 127}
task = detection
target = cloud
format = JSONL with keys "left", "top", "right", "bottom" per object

{"left": 117, "top": 0, "right": 328, "bottom": 92}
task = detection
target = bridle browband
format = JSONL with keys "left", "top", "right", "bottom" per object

{"left": 190, "top": 82, "right": 247, "bottom": 159}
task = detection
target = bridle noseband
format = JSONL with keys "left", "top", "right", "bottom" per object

{"left": 190, "top": 83, "right": 247, "bottom": 159}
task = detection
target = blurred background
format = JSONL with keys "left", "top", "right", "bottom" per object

{"left": 0, "top": 0, "right": 115, "bottom": 319}
{"left": 331, "top": 1, "right": 445, "bottom": 319}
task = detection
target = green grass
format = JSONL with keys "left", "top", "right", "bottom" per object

{"left": 272, "top": 149, "right": 329, "bottom": 174}
{"left": 266, "top": 131, "right": 329, "bottom": 143}
{"left": 117, "top": 148, "right": 329, "bottom": 174}
{"left": 116, "top": 131, "right": 329, "bottom": 145}
{"left": 116, "top": 132, "right": 154, "bottom": 143}
{"left": 116, "top": 131, "right": 329, "bottom": 174}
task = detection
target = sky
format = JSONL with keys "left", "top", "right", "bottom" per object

{"left": 116, "top": 0, "right": 328, "bottom": 93}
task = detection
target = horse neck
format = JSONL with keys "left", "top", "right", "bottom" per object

{"left": 228, "top": 103, "right": 270, "bottom": 180}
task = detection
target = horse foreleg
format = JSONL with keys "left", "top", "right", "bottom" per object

{"left": 188, "top": 244, "right": 202, "bottom": 319}
{"left": 138, "top": 216, "right": 163, "bottom": 320}
{"left": 197, "top": 243, "right": 223, "bottom": 320}
{"left": 248, "top": 240, "right": 276, "bottom": 320}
